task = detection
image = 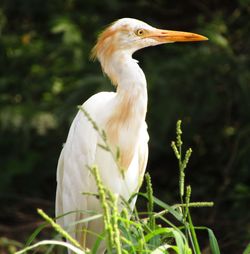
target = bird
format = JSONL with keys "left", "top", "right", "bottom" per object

{"left": 55, "top": 17, "right": 207, "bottom": 253}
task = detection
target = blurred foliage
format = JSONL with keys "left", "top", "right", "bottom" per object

{"left": 0, "top": 0, "right": 250, "bottom": 253}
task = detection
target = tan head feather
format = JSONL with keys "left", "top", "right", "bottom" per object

{"left": 90, "top": 22, "right": 116, "bottom": 61}
{"left": 90, "top": 21, "right": 130, "bottom": 87}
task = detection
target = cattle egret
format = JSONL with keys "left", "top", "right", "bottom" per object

{"left": 55, "top": 18, "right": 207, "bottom": 252}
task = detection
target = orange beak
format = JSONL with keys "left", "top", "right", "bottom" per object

{"left": 145, "top": 29, "right": 208, "bottom": 43}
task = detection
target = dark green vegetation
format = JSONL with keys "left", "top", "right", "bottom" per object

{"left": 0, "top": 0, "right": 249, "bottom": 253}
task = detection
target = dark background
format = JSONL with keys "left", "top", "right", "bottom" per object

{"left": 0, "top": 0, "right": 250, "bottom": 253}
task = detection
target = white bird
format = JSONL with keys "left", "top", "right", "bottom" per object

{"left": 55, "top": 18, "right": 207, "bottom": 252}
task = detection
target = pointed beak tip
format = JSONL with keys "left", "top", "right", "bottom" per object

{"left": 200, "top": 35, "right": 209, "bottom": 41}
{"left": 186, "top": 33, "right": 209, "bottom": 42}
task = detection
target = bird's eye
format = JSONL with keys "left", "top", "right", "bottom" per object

{"left": 135, "top": 29, "right": 145, "bottom": 36}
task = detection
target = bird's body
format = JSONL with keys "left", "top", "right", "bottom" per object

{"left": 55, "top": 18, "right": 207, "bottom": 252}
{"left": 56, "top": 91, "right": 148, "bottom": 249}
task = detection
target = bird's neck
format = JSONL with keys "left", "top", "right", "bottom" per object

{"left": 102, "top": 52, "right": 148, "bottom": 169}
{"left": 101, "top": 51, "right": 148, "bottom": 114}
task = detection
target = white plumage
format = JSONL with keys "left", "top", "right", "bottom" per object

{"left": 55, "top": 18, "right": 207, "bottom": 252}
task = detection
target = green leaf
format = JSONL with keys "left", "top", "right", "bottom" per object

{"left": 207, "top": 229, "right": 221, "bottom": 254}
{"left": 152, "top": 196, "right": 183, "bottom": 222}
{"left": 243, "top": 243, "right": 250, "bottom": 254}
{"left": 187, "top": 212, "right": 201, "bottom": 254}
{"left": 25, "top": 222, "right": 47, "bottom": 247}
{"left": 144, "top": 227, "right": 173, "bottom": 242}
{"left": 172, "top": 229, "right": 187, "bottom": 254}
{"left": 92, "top": 231, "right": 106, "bottom": 254}
{"left": 69, "top": 214, "right": 103, "bottom": 226}
{"left": 135, "top": 192, "right": 183, "bottom": 222}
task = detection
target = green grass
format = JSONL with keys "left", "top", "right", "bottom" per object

{"left": 16, "top": 119, "right": 221, "bottom": 254}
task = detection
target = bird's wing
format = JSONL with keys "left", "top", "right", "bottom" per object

{"left": 56, "top": 109, "right": 98, "bottom": 242}
{"left": 55, "top": 92, "right": 115, "bottom": 243}
{"left": 55, "top": 148, "right": 65, "bottom": 226}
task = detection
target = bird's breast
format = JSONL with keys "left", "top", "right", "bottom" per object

{"left": 104, "top": 91, "right": 147, "bottom": 171}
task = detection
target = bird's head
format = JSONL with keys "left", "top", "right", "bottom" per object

{"left": 91, "top": 18, "right": 208, "bottom": 61}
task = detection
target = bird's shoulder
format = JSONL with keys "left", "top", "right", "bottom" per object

{"left": 75, "top": 91, "right": 116, "bottom": 130}
{"left": 82, "top": 91, "right": 116, "bottom": 111}
{"left": 65, "top": 91, "right": 116, "bottom": 151}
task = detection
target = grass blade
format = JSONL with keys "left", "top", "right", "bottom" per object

{"left": 69, "top": 214, "right": 103, "bottom": 226}
{"left": 136, "top": 192, "right": 183, "bottom": 222}
{"left": 92, "top": 231, "right": 105, "bottom": 254}
{"left": 16, "top": 240, "right": 85, "bottom": 254}
{"left": 207, "top": 228, "right": 220, "bottom": 254}
{"left": 172, "top": 229, "right": 187, "bottom": 254}
{"left": 187, "top": 212, "right": 201, "bottom": 254}
{"left": 25, "top": 222, "right": 47, "bottom": 246}
{"left": 144, "top": 227, "right": 172, "bottom": 243}
{"left": 243, "top": 243, "right": 250, "bottom": 254}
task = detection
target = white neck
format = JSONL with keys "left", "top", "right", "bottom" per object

{"left": 100, "top": 51, "right": 147, "bottom": 102}
{"left": 101, "top": 51, "right": 148, "bottom": 168}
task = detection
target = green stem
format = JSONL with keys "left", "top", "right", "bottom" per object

{"left": 37, "top": 209, "right": 83, "bottom": 250}
{"left": 187, "top": 212, "right": 201, "bottom": 254}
